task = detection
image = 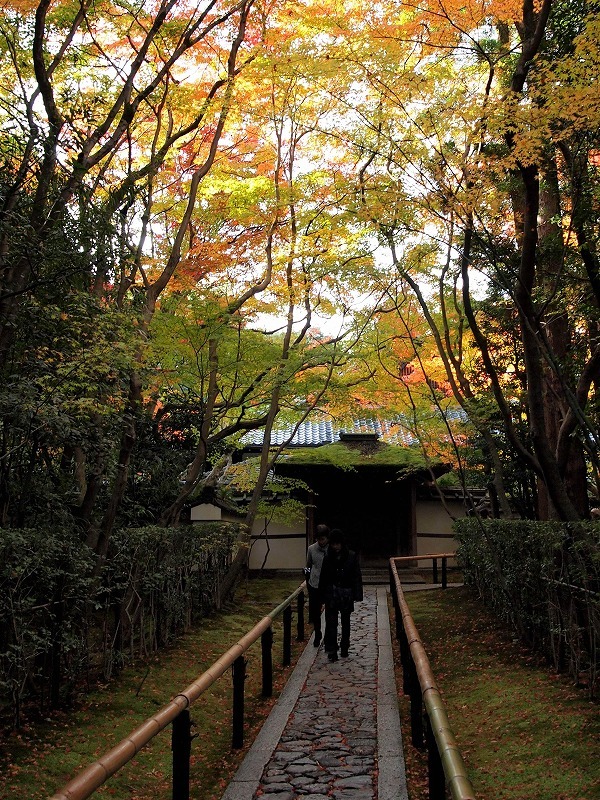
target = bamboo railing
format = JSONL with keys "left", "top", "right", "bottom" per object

{"left": 50, "top": 584, "right": 306, "bottom": 800}
{"left": 390, "top": 556, "right": 476, "bottom": 800}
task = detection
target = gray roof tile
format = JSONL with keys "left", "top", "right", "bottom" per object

{"left": 242, "top": 418, "right": 419, "bottom": 448}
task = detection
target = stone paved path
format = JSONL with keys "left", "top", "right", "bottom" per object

{"left": 221, "top": 587, "right": 408, "bottom": 800}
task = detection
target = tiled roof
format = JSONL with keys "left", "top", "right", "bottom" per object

{"left": 242, "top": 418, "right": 418, "bottom": 448}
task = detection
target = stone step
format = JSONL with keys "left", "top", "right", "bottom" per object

{"left": 362, "top": 569, "right": 426, "bottom": 585}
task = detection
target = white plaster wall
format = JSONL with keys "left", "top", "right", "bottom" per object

{"left": 416, "top": 499, "right": 465, "bottom": 535}
{"left": 251, "top": 518, "right": 304, "bottom": 538}
{"left": 415, "top": 498, "right": 467, "bottom": 560}
{"left": 249, "top": 516, "right": 307, "bottom": 570}
{"left": 248, "top": 536, "right": 307, "bottom": 570}
{"left": 416, "top": 535, "right": 457, "bottom": 561}
{"left": 190, "top": 503, "right": 222, "bottom": 521}
{"left": 190, "top": 507, "right": 307, "bottom": 570}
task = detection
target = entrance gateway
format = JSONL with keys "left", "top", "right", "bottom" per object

{"left": 190, "top": 424, "right": 480, "bottom": 571}
{"left": 273, "top": 431, "right": 449, "bottom": 566}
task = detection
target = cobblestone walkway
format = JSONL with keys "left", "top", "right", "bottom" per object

{"left": 221, "top": 587, "right": 408, "bottom": 800}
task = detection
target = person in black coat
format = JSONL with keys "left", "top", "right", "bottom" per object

{"left": 318, "top": 528, "right": 363, "bottom": 662}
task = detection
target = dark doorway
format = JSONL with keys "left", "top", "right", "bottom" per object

{"left": 305, "top": 469, "right": 413, "bottom": 563}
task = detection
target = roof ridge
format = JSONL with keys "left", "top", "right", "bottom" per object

{"left": 241, "top": 416, "right": 418, "bottom": 448}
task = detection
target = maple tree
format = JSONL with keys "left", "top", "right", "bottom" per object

{"left": 0, "top": 0, "right": 599, "bottom": 737}
{"left": 0, "top": 0, "right": 599, "bottom": 549}
{"left": 0, "top": 0, "right": 283, "bottom": 543}
{"left": 157, "top": 55, "right": 379, "bottom": 588}
{"left": 322, "top": 0, "right": 600, "bottom": 520}
{"left": 0, "top": 0, "right": 379, "bottom": 548}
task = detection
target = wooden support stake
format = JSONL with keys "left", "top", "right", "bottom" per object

{"left": 296, "top": 591, "right": 305, "bottom": 641}
{"left": 172, "top": 710, "right": 191, "bottom": 800}
{"left": 261, "top": 628, "right": 273, "bottom": 697}
{"left": 409, "top": 654, "right": 424, "bottom": 749}
{"left": 399, "top": 625, "right": 411, "bottom": 695}
{"left": 426, "top": 713, "right": 445, "bottom": 800}
{"left": 231, "top": 656, "right": 246, "bottom": 749}
{"left": 283, "top": 605, "right": 292, "bottom": 667}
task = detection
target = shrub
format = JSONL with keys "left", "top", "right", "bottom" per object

{"left": 455, "top": 519, "right": 600, "bottom": 697}
{"left": 0, "top": 523, "right": 240, "bottom": 727}
{"left": 0, "top": 527, "right": 95, "bottom": 727}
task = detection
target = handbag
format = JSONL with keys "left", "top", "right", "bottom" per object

{"left": 330, "top": 585, "right": 353, "bottom": 611}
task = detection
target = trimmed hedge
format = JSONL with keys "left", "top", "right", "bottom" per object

{"left": 0, "top": 527, "right": 95, "bottom": 727}
{"left": 455, "top": 519, "right": 600, "bottom": 697}
{"left": 0, "top": 523, "right": 239, "bottom": 727}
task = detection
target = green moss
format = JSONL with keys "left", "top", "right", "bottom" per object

{"left": 401, "top": 587, "right": 600, "bottom": 800}
{"left": 278, "top": 440, "right": 436, "bottom": 473}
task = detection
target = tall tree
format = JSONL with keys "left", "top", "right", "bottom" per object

{"left": 0, "top": 0, "right": 261, "bottom": 542}
{"left": 332, "top": 0, "right": 600, "bottom": 520}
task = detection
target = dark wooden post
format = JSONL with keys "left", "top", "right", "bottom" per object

{"left": 283, "top": 605, "right": 292, "bottom": 666}
{"left": 391, "top": 571, "right": 402, "bottom": 642}
{"left": 261, "top": 627, "right": 273, "bottom": 697}
{"left": 391, "top": 570, "right": 411, "bottom": 694}
{"left": 442, "top": 557, "right": 447, "bottom": 589}
{"left": 172, "top": 710, "right": 192, "bottom": 800}
{"left": 425, "top": 712, "right": 445, "bottom": 799}
{"left": 296, "top": 591, "right": 305, "bottom": 641}
{"left": 231, "top": 656, "right": 246, "bottom": 749}
{"left": 397, "top": 603, "right": 404, "bottom": 644}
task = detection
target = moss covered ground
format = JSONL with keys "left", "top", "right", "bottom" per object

{"left": 1, "top": 580, "right": 597, "bottom": 799}
{"left": 395, "top": 586, "right": 599, "bottom": 799}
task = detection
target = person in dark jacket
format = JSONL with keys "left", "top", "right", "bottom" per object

{"left": 318, "top": 528, "right": 363, "bottom": 662}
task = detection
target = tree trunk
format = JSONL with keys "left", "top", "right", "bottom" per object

{"left": 538, "top": 157, "right": 589, "bottom": 518}
{"left": 88, "top": 370, "right": 142, "bottom": 555}
{"left": 515, "top": 163, "right": 580, "bottom": 521}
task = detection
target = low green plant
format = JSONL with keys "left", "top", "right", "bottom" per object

{"left": 0, "top": 527, "right": 96, "bottom": 726}
{"left": 455, "top": 519, "right": 600, "bottom": 696}
{"left": 0, "top": 523, "right": 240, "bottom": 726}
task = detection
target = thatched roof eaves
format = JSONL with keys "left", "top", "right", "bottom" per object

{"left": 276, "top": 438, "right": 449, "bottom": 477}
